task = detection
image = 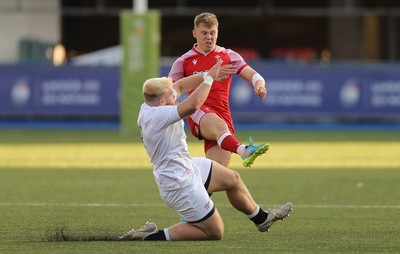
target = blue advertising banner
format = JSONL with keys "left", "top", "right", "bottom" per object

{"left": 1, "top": 64, "right": 399, "bottom": 119}
{"left": 0, "top": 67, "right": 34, "bottom": 115}
{"left": 227, "top": 63, "right": 400, "bottom": 118}
{"left": 0, "top": 67, "right": 119, "bottom": 116}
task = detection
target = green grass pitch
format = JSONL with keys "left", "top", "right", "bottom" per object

{"left": 0, "top": 129, "right": 399, "bottom": 253}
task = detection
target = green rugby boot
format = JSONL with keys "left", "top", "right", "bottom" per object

{"left": 241, "top": 137, "right": 269, "bottom": 167}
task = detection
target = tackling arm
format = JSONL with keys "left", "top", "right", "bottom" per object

{"left": 172, "top": 74, "right": 204, "bottom": 98}
{"left": 176, "top": 59, "right": 223, "bottom": 118}
{"left": 172, "top": 63, "right": 236, "bottom": 98}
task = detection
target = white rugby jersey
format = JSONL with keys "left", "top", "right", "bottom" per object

{"left": 137, "top": 103, "right": 195, "bottom": 191}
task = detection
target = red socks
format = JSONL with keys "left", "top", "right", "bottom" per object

{"left": 217, "top": 133, "right": 241, "bottom": 154}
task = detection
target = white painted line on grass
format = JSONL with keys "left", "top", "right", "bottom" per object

{"left": 0, "top": 202, "right": 400, "bottom": 209}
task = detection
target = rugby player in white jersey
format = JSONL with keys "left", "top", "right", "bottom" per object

{"left": 120, "top": 59, "right": 292, "bottom": 241}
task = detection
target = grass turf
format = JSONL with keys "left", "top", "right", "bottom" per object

{"left": 0, "top": 130, "right": 399, "bottom": 253}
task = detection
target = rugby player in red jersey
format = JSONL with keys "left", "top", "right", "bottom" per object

{"left": 169, "top": 12, "right": 268, "bottom": 167}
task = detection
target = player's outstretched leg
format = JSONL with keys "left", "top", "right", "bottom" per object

{"left": 241, "top": 137, "right": 270, "bottom": 167}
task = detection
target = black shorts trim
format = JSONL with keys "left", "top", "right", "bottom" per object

{"left": 204, "top": 162, "right": 212, "bottom": 192}
{"left": 188, "top": 204, "right": 216, "bottom": 224}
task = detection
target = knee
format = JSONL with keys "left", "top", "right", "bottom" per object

{"left": 204, "top": 218, "right": 224, "bottom": 240}
{"left": 210, "top": 232, "right": 224, "bottom": 240}
{"left": 230, "top": 170, "right": 241, "bottom": 186}
{"left": 207, "top": 225, "right": 224, "bottom": 240}
{"left": 219, "top": 169, "right": 242, "bottom": 190}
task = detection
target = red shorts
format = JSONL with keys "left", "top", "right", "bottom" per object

{"left": 187, "top": 106, "right": 235, "bottom": 153}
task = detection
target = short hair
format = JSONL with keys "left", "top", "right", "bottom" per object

{"left": 194, "top": 12, "right": 218, "bottom": 29}
{"left": 142, "top": 77, "right": 173, "bottom": 102}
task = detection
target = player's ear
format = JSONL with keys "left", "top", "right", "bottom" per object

{"left": 159, "top": 96, "right": 166, "bottom": 105}
{"left": 192, "top": 29, "right": 196, "bottom": 38}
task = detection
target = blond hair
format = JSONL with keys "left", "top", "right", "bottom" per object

{"left": 142, "top": 77, "right": 173, "bottom": 102}
{"left": 194, "top": 12, "right": 218, "bottom": 29}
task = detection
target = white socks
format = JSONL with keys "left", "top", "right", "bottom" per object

{"left": 164, "top": 228, "right": 171, "bottom": 241}
{"left": 247, "top": 205, "right": 260, "bottom": 219}
{"left": 236, "top": 144, "right": 246, "bottom": 157}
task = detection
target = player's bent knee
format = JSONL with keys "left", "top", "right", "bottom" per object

{"left": 210, "top": 232, "right": 223, "bottom": 240}
{"left": 201, "top": 211, "right": 224, "bottom": 240}
{"left": 232, "top": 170, "right": 241, "bottom": 181}
{"left": 226, "top": 170, "right": 241, "bottom": 188}
{"left": 213, "top": 167, "right": 242, "bottom": 191}
{"left": 206, "top": 226, "right": 224, "bottom": 240}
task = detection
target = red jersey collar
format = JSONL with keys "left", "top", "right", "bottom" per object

{"left": 192, "top": 43, "right": 216, "bottom": 57}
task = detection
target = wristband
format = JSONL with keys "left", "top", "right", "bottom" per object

{"left": 202, "top": 71, "right": 209, "bottom": 80}
{"left": 203, "top": 75, "right": 214, "bottom": 86}
{"left": 252, "top": 73, "right": 264, "bottom": 86}
{"left": 172, "top": 88, "right": 178, "bottom": 100}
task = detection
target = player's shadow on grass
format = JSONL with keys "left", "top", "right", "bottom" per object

{"left": 45, "top": 227, "right": 119, "bottom": 241}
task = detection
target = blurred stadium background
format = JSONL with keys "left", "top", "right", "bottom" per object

{"left": 1, "top": 2, "right": 400, "bottom": 252}
{"left": 1, "top": 0, "right": 400, "bottom": 134}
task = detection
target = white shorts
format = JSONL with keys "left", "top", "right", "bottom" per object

{"left": 159, "top": 157, "right": 214, "bottom": 223}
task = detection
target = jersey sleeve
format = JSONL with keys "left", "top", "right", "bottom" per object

{"left": 151, "top": 105, "right": 181, "bottom": 130}
{"left": 227, "top": 49, "right": 248, "bottom": 74}
{"left": 168, "top": 57, "right": 185, "bottom": 82}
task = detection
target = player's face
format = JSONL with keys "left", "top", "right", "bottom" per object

{"left": 193, "top": 23, "right": 218, "bottom": 53}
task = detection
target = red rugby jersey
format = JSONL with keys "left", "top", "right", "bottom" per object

{"left": 169, "top": 44, "right": 248, "bottom": 118}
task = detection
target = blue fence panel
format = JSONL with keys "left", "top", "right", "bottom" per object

{"left": 1, "top": 63, "right": 400, "bottom": 119}
{"left": 0, "top": 66, "right": 120, "bottom": 117}
{"left": 161, "top": 62, "right": 400, "bottom": 118}
{"left": 0, "top": 67, "right": 34, "bottom": 115}
{"left": 228, "top": 63, "right": 400, "bottom": 118}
